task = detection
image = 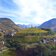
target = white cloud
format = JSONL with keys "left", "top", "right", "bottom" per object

{"left": 12, "top": 0, "right": 56, "bottom": 24}
{"left": 0, "top": 0, "right": 56, "bottom": 24}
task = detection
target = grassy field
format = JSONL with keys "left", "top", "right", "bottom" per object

{"left": 0, "top": 49, "right": 16, "bottom": 56}
{"left": 16, "top": 28, "right": 48, "bottom": 34}
{"left": 0, "top": 50, "right": 10, "bottom": 56}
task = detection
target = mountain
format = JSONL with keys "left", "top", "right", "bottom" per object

{"left": 17, "top": 24, "right": 40, "bottom": 28}
{"left": 38, "top": 18, "right": 56, "bottom": 31}
{"left": 17, "top": 24, "right": 31, "bottom": 28}
{"left": 0, "top": 18, "right": 21, "bottom": 33}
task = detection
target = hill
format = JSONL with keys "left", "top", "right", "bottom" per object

{"left": 11, "top": 28, "right": 48, "bottom": 43}
{"left": 38, "top": 18, "right": 56, "bottom": 31}
{"left": 0, "top": 18, "right": 21, "bottom": 33}
{"left": 16, "top": 28, "right": 47, "bottom": 34}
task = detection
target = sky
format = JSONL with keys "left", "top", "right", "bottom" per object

{"left": 0, "top": 0, "right": 56, "bottom": 25}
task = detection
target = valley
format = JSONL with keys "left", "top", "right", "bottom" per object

{"left": 0, "top": 18, "right": 56, "bottom": 56}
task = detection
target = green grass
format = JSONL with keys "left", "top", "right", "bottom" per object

{"left": 13, "top": 28, "right": 56, "bottom": 43}
{"left": 0, "top": 49, "right": 16, "bottom": 56}
{"left": 16, "top": 28, "right": 48, "bottom": 34}
{"left": 0, "top": 50, "right": 10, "bottom": 56}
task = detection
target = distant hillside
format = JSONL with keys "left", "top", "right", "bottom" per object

{"left": 16, "top": 28, "right": 47, "bottom": 34}
{"left": 38, "top": 18, "right": 56, "bottom": 31}
{"left": 0, "top": 18, "right": 21, "bottom": 33}
{"left": 15, "top": 28, "right": 48, "bottom": 43}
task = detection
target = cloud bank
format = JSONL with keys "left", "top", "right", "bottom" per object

{"left": 0, "top": 0, "right": 56, "bottom": 24}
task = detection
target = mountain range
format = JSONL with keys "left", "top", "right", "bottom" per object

{"left": 17, "top": 24, "right": 40, "bottom": 28}
{"left": 0, "top": 18, "right": 56, "bottom": 32}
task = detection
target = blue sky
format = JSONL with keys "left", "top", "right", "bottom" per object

{"left": 0, "top": 0, "right": 56, "bottom": 24}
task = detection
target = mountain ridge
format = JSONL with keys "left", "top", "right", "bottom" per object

{"left": 17, "top": 24, "right": 40, "bottom": 28}
{"left": 38, "top": 18, "right": 56, "bottom": 31}
{"left": 0, "top": 18, "right": 21, "bottom": 33}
